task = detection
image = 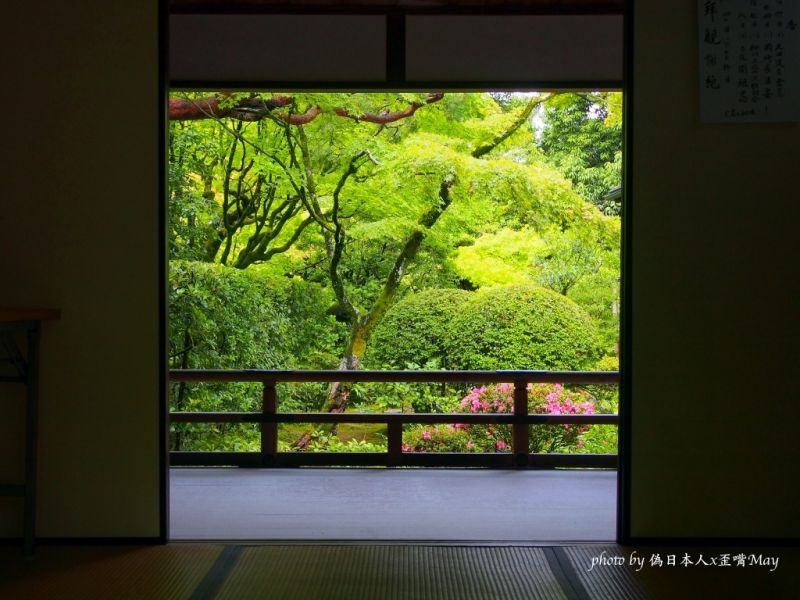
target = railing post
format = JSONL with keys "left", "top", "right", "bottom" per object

{"left": 387, "top": 414, "right": 403, "bottom": 467}
{"left": 261, "top": 382, "right": 278, "bottom": 466}
{"left": 512, "top": 380, "right": 529, "bottom": 467}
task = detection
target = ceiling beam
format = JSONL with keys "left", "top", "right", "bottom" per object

{"left": 170, "top": 0, "right": 624, "bottom": 15}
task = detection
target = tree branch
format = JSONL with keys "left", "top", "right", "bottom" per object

{"left": 169, "top": 93, "right": 445, "bottom": 125}
{"left": 191, "top": 106, "right": 306, "bottom": 198}
{"left": 471, "top": 94, "right": 550, "bottom": 158}
{"left": 168, "top": 94, "right": 292, "bottom": 120}
{"left": 333, "top": 93, "right": 444, "bottom": 124}
{"left": 327, "top": 152, "right": 373, "bottom": 324}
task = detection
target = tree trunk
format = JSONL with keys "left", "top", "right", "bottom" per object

{"left": 293, "top": 320, "right": 366, "bottom": 450}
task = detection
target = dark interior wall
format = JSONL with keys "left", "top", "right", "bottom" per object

{"left": 1, "top": 2, "right": 160, "bottom": 536}
{"left": 630, "top": 0, "right": 799, "bottom": 538}
{"left": 1, "top": 0, "right": 796, "bottom": 539}
{"left": 169, "top": 14, "right": 623, "bottom": 83}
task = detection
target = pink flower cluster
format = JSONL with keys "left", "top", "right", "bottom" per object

{"left": 405, "top": 383, "right": 596, "bottom": 454}
{"left": 459, "top": 383, "right": 513, "bottom": 414}
{"left": 543, "top": 384, "right": 594, "bottom": 415}
{"left": 453, "top": 382, "right": 597, "bottom": 453}
{"left": 459, "top": 382, "right": 594, "bottom": 417}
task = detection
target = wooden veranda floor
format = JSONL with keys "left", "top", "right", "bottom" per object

{"left": 170, "top": 468, "right": 617, "bottom": 541}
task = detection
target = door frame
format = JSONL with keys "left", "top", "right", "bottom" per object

{"left": 157, "top": 1, "right": 633, "bottom": 543}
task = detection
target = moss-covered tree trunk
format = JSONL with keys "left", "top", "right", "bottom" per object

{"left": 333, "top": 177, "right": 453, "bottom": 402}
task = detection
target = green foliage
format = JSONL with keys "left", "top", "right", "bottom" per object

{"left": 167, "top": 92, "right": 623, "bottom": 453}
{"left": 574, "top": 425, "right": 617, "bottom": 454}
{"left": 367, "top": 289, "right": 473, "bottom": 369}
{"left": 169, "top": 261, "right": 287, "bottom": 449}
{"left": 172, "top": 423, "right": 260, "bottom": 452}
{"left": 404, "top": 424, "right": 474, "bottom": 453}
{"left": 169, "top": 260, "right": 289, "bottom": 371}
{"left": 584, "top": 355, "right": 620, "bottom": 414}
{"left": 567, "top": 270, "right": 619, "bottom": 356}
{"left": 276, "top": 382, "right": 329, "bottom": 413}
{"left": 348, "top": 379, "right": 464, "bottom": 414}
{"left": 454, "top": 228, "right": 546, "bottom": 287}
{"left": 301, "top": 430, "right": 387, "bottom": 453}
{"left": 250, "top": 268, "right": 348, "bottom": 369}
{"left": 536, "top": 226, "right": 603, "bottom": 295}
{"left": 445, "top": 285, "right": 602, "bottom": 370}
{"left": 534, "top": 218, "right": 620, "bottom": 353}
{"left": 168, "top": 121, "right": 228, "bottom": 261}
{"left": 537, "top": 92, "right": 622, "bottom": 214}
{"left": 450, "top": 210, "right": 620, "bottom": 355}
{"left": 169, "top": 261, "right": 346, "bottom": 449}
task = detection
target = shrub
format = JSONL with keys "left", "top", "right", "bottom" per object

{"left": 405, "top": 383, "right": 595, "bottom": 454}
{"left": 461, "top": 383, "right": 595, "bottom": 453}
{"left": 169, "top": 261, "right": 292, "bottom": 450}
{"left": 403, "top": 424, "right": 474, "bottom": 453}
{"left": 169, "top": 262, "right": 349, "bottom": 450}
{"left": 266, "top": 274, "right": 347, "bottom": 369}
{"left": 445, "top": 285, "right": 601, "bottom": 370}
{"left": 169, "top": 260, "right": 290, "bottom": 372}
{"left": 367, "top": 288, "right": 473, "bottom": 368}
{"left": 301, "top": 430, "right": 387, "bottom": 453}
{"left": 586, "top": 354, "right": 619, "bottom": 414}
{"left": 348, "top": 380, "right": 465, "bottom": 414}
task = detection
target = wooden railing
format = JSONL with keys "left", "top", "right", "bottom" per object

{"left": 169, "top": 370, "right": 619, "bottom": 469}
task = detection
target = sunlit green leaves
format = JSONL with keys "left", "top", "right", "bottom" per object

{"left": 454, "top": 228, "right": 547, "bottom": 287}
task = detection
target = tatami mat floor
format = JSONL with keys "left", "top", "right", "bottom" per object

{"left": 1, "top": 543, "right": 797, "bottom": 599}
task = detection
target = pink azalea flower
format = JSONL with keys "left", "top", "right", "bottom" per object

{"left": 422, "top": 431, "right": 431, "bottom": 440}
{"left": 496, "top": 440, "right": 507, "bottom": 450}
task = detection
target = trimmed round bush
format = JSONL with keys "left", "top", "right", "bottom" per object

{"left": 367, "top": 288, "right": 473, "bottom": 368}
{"left": 445, "top": 285, "right": 601, "bottom": 370}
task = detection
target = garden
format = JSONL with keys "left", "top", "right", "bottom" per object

{"left": 167, "top": 91, "right": 622, "bottom": 457}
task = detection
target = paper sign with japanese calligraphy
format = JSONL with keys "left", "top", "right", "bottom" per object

{"left": 699, "top": 0, "right": 799, "bottom": 122}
